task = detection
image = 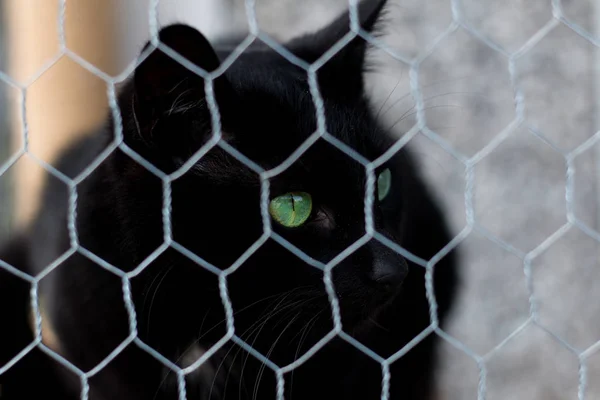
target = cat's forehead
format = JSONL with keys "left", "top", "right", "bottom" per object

{"left": 222, "top": 52, "right": 390, "bottom": 162}
{"left": 225, "top": 52, "right": 314, "bottom": 114}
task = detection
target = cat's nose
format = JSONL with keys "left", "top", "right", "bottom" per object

{"left": 368, "top": 241, "right": 408, "bottom": 287}
{"left": 371, "top": 257, "right": 407, "bottom": 287}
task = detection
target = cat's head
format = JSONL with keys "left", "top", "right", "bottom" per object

{"left": 118, "top": 0, "right": 410, "bottom": 356}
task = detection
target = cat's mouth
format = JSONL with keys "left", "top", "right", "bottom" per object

{"left": 329, "top": 255, "right": 407, "bottom": 330}
{"left": 336, "top": 282, "right": 403, "bottom": 330}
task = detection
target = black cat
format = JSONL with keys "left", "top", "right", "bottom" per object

{"left": 0, "top": 0, "right": 457, "bottom": 399}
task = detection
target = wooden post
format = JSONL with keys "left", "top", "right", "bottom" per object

{"left": 5, "top": 0, "right": 118, "bottom": 228}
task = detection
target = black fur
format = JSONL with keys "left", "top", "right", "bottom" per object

{"left": 0, "top": 1, "right": 457, "bottom": 398}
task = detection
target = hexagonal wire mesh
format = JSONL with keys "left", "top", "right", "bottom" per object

{"left": 2, "top": 0, "right": 600, "bottom": 399}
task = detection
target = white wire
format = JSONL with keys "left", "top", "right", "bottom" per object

{"left": 1, "top": 1, "right": 600, "bottom": 400}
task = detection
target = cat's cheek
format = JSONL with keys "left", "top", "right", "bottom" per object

{"left": 27, "top": 296, "right": 62, "bottom": 353}
{"left": 175, "top": 344, "right": 230, "bottom": 397}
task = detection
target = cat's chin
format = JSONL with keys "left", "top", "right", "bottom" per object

{"left": 339, "top": 284, "right": 404, "bottom": 336}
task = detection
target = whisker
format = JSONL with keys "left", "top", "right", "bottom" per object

{"left": 167, "top": 88, "right": 194, "bottom": 116}
{"left": 153, "top": 286, "right": 316, "bottom": 398}
{"left": 388, "top": 89, "right": 483, "bottom": 126}
{"left": 144, "top": 264, "right": 175, "bottom": 339}
{"left": 207, "top": 297, "right": 304, "bottom": 399}
{"left": 191, "top": 285, "right": 314, "bottom": 347}
{"left": 152, "top": 291, "right": 296, "bottom": 398}
{"left": 387, "top": 104, "right": 464, "bottom": 133}
{"left": 270, "top": 297, "right": 316, "bottom": 331}
{"left": 375, "top": 74, "right": 404, "bottom": 120}
{"left": 289, "top": 312, "right": 322, "bottom": 400}
{"left": 253, "top": 313, "right": 302, "bottom": 400}
{"left": 289, "top": 309, "right": 323, "bottom": 345}
{"left": 380, "top": 87, "right": 490, "bottom": 121}
{"left": 238, "top": 297, "right": 319, "bottom": 399}
{"left": 368, "top": 317, "right": 391, "bottom": 333}
{"left": 168, "top": 77, "right": 190, "bottom": 94}
{"left": 210, "top": 297, "right": 308, "bottom": 399}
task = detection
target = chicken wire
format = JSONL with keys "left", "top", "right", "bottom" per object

{"left": 1, "top": 0, "right": 600, "bottom": 399}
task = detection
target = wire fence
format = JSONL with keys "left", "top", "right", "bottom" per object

{"left": 1, "top": 0, "right": 600, "bottom": 399}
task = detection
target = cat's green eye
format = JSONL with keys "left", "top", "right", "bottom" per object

{"left": 269, "top": 192, "right": 313, "bottom": 228}
{"left": 377, "top": 168, "right": 392, "bottom": 201}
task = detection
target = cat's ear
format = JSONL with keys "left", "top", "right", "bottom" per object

{"left": 130, "top": 24, "right": 232, "bottom": 154}
{"left": 134, "top": 24, "right": 221, "bottom": 109}
{"left": 286, "top": 0, "right": 388, "bottom": 100}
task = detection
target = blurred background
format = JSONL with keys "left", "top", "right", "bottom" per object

{"left": 1, "top": 0, "right": 600, "bottom": 399}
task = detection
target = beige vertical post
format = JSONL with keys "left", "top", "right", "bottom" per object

{"left": 5, "top": 0, "right": 118, "bottom": 228}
